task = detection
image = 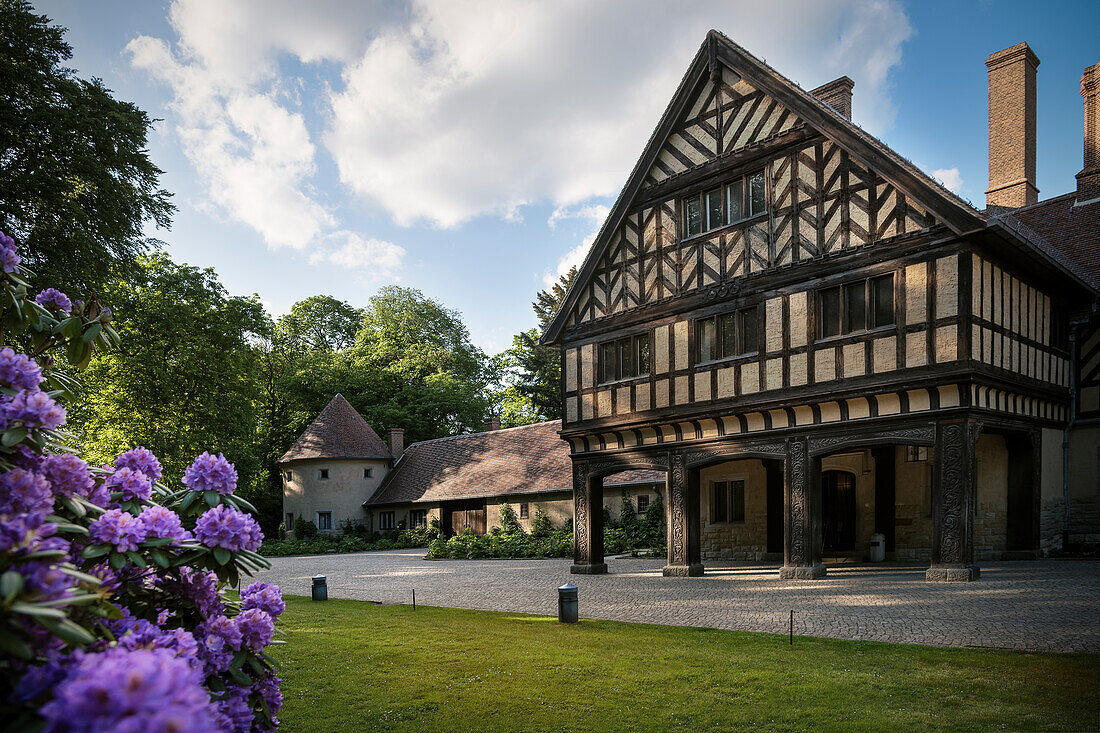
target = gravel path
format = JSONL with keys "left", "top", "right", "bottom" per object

{"left": 253, "top": 551, "right": 1100, "bottom": 652}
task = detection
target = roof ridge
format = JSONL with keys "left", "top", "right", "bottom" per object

{"left": 404, "top": 420, "right": 562, "bottom": 450}
{"left": 1010, "top": 191, "right": 1078, "bottom": 212}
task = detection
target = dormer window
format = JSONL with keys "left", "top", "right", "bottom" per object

{"left": 683, "top": 170, "right": 767, "bottom": 238}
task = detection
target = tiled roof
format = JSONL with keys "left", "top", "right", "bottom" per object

{"left": 1008, "top": 193, "right": 1100, "bottom": 292}
{"left": 279, "top": 394, "right": 392, "bottom": 463}
{"left": 367, "top": 420, "right": 664, "bottom": 505}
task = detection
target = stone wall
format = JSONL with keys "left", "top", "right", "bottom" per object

{"left": 893, "top": 447, "right": 933, "bottom": 561}
{"left": 282, "top": 457, "right": 390, "bottom": 537}
{"left": 699, "top": 459, "right": 769, "bottom": 560}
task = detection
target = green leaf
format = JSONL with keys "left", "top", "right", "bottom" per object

{"left": 231, "top": 495, "right": 258, "bottom": 515}
{"left": 2, "top": 426, "right": 28, "bottom": 447}
{"left": 58, "top": 494, "right": 87, "bottom": 518}
{"left": 108, "top": 552, "right": 126, "bottom": 570}
{"left": 37, "top": 617, "right": 96, "bottom": 646}
{"left": 230, "top": 667, "right": 253, "bottom": 687}
{"left": 142, "top": 537, "right": 174, "bottom": 547}
{"left": 204, "top": 490, "right": 219, "bottom": 507}
{"left": 46, "top": 518, "right": 89, "bottom": 535}
{"left": 126, "top": 551, "right": 147, "bottom": 568}
{"left": 213, "top": 548, "right": 231, "bottom": 566}
{"left": 58, "top": 566, "right": 103, "bottom": 586}
{"left": 82, "top": 323, "right": 102, "bottom": 343}
{"left": 53, "top": 317, "right": 79, "bottom": 335}
{"left": 177, "top": 490, "right": 198, "bottom": 512}
{"left": 11, "top": 602, "right": 67, "bottom": 619}
{"left": 1, "top": 570, "right": 24, "bottom": 600}
{"left": 82, "top": 544, "right": 110, "bottom": 559}
{"left": 150, "top": 549, "right": 170, "bottom": 568}
{"left": 0, "top": 631, "right": 33, "bottom": 660}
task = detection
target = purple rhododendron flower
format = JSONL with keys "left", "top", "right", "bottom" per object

{"left": 182, "top": 451, "right": 238, "bottom": 495}
{"left": 114, "top": 446, "right": 163, "bottom": 481}
{"left": 2, "top": 389, "right": 66, "bottom": 430}
{"left": 241, "top": 581, "right": 285, "bottom": 618}
{"left": 0, "top": 468, "right": 53, "bottom": 517}
{"left": 256, "top": 673, "right": 283, "bottom": 716}
{"left": 0, "top": 348, "right": 43, "bottom": 391}
{"left": 104, "top": 467, "right": 153, "bottom": 502}
{"left": 194, "top": 505, "right": 263, "bottom": 552}
{"left": 40, "top": 453, "right": 95, "bottom": 498}
{"left": 25, "top": 562, "right": 77, "bottom": 603}
{"left": 196, "top": 615, "right": 242, "bottom": 674}
{"left": 216, "top": 685, "right": 254, "bottom": 733}
{"left": 40, "top": 647, "right": 222, "bottom": 733}
{"left": 158, "top": 567, "right": 224, "bottom": 619}
{"left": 0, "top": 232, "right": 20, "bottom": 273}
{"left": 89, "top": 509, "right": 146, "bottom": 552}
{"left": 138, "top": 505, "right": 187, "bottom": 542}
{"left": 235, "top": 608, "right": 274, "bottom": 653}
{"left": 34, "top": 288, "right": 72, "bottom": 314}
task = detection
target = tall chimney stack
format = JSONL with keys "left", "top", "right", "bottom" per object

{"left": 811, "top": 76, "right": 854, "bottom": 120}
{"left": 483, "top": 416, "right": 501, "bottom": 432}
{"left": 1077, "top": 62, "right": 1100, "bottom": 205}
{"left": 985, "top": 42, "right": 1040, "bottom": 210}
{"left": 387, "top": 428, "right": 404, "bottom": 461}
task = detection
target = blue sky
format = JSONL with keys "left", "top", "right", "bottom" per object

{"left": 35, "top": 0, "right": 1100, "bottom": 355}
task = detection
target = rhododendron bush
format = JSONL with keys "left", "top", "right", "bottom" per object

{"left": 0, "top": 232, "right": 283, "bottom": 732}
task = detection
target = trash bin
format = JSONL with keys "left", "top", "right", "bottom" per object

{"left": 557, "top": 583, "right": 578, "bottom": 623}
{"left": 312, "top": 574, "right": 328, "bottom": 601}
{"left": 869, "top": 533, "right": 885, "bottom": 563}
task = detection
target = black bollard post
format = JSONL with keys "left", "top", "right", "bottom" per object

{"left": 312, "top": 575, "right": 328, "bottom": 602}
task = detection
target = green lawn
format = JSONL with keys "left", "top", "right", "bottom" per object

{"left": 269, "top": 596, "right": 1099, "bottom": 732}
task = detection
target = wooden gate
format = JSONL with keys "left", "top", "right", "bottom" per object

{"left": 443, "top": 499, "right": 487, "bottom": 536}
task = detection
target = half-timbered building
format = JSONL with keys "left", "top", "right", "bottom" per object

{"left": 541, "top": 32, "right": 1100, "bottom": 581}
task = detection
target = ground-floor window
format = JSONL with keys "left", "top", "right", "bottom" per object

{"left": 316, "top": 511, "right": 332, "bottom": 531}
{"left": 285, "top": 512, "right": 294, "bottom": 531}
{"left": 637, "top": 494, "right": 649, "bottom": 512}
{"left": 519, "top": 503, "right": 529, "bottom": 519}
{"left": 379, "top": 511, "right": 395, "bottom": 530}
{"left": 409, "top": 509, "right": 427, "bottom": 528}
{"left": 712, "top": 480, "right": 745, "bottom": 523}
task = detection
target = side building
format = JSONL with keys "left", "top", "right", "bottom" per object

{"left": 280, "top": 396, "right": 663, "bottom": 537}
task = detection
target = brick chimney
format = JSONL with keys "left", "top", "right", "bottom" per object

{"left": 387, "top": 428, "right": 404, "bottom": 460}
{"left": 985, "top": 42, "right": 1040, "bottom": 210}
{"left": 1076, "top": 61, "right": 1100, "bottom": 205}
{"left": 483, "top": 416, "right": 501, "bottom": 432}
{"left": 811, "top": 76, "right": 854, "bottom": 120}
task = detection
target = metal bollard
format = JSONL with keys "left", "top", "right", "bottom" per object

{"left": 312, "top": 575, "right": 328, "bottom": 602}
{"left": 557, "top": 583, "right": 578, "bottom": 623}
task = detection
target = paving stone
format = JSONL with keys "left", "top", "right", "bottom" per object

{"left": 254, "top": 552, "right": 1100, "bottom": 652}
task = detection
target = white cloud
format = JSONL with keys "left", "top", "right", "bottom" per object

{"left": 131, "top": 0, "right": 913, "bottom": 248}
{"left": 308, "top": 233, "right": 406, "bottom": 281}
{"left": 547, "top": 204, "right": 610, "bottom": 230}
{"left": 931, "top": 167, "right": 964, "bottom": 195}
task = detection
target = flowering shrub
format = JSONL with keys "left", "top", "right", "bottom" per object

{"left": 0, "top": 233, "right": 283, "bottom": 731}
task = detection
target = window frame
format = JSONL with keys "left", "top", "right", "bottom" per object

{"left": 379, "top": 511, "right": 395, "bottom": 531}
{"left": 363, "top": 468, "right": 373, "bottom": 479}
{"left": 285, "top": 512, "right": 294, "bottom": 531}
{"left": 597, "top": 332, "right": 651, "bottom": 384}
{"left": 695, "top": 305, "right": 760, "bottom": 364}
{"left": 318, "top": 468, "right": 329, "bottom": 480}
{"left": 710, "top": 477, "right": 746, "bottom": 524}
{"left": 636, "top": 494, "right": 649, "bottom": 513}
{"left": 817, "top": 273, "right": 896, "bottom": 341}
{"left": 316, "top": 511, "right": 333, "bottom": 532}
{"left": 681, "top": 169, "right": 768, "bottom": 240}
{"left": 519, "top": 503, "right": 529, "bottom": 519}
{"left": 408, "top": 509, "right": 427, "bottom": 529}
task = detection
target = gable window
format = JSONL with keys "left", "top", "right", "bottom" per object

{"left": 818, "top": 274, "right": 894, "bottom": 339}
{"left": 599, "top": 333, "right": 650, "bottom": 383}
{"left": 637, "top": 494, "right": 649, "bottom": 512}
{"left": 519, "top": 503, "right": 529, "bottom": 519}
{"left": 316, "top": 511, "right": 332, "bottom": 531}
{"left": 283, "top": 471, "right": 292, "bottom": 482}
{"left": 379, "top": 511, "right": 395, "bottom": 530}
{"left": 683, "top": 170, "right": 767, "bottom": 238}
{"left": 318, "top": 468, "right": 329, "bottom": 480}
{"left": 409, "top": 509, "right": 427, "bottom": 529}
{"left": 285, "top": 513, "right": 294, "bottom": 531}
{"left": 712, "top": 480, "right": 745, "bottom": 523}
{"left": 696, "top": 306, "right": 759, "bottom": 363}
{"left": 363, "top": 468, "right": 373, "bottom": 479}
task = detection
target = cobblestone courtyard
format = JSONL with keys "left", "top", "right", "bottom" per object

{"left": 254, "top": 552, "right": 1100, "bottom": 652}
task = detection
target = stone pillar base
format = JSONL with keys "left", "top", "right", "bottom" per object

{"left": 779, "top": 564, "right": 827, "bottom": 579}
{"left": 570, "top": 563, "right": 607, "bottom": 575}
{"left": 925, "top": 565, "right": 980, "bottom": 582}
{"left": 662, "top": 564, "right": 704, "bottom": 577}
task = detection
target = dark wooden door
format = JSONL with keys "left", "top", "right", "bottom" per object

{"left": 822, "top": 470, "right": 857, "bottom": 551}
{"left": 1006, "top": 436, "right": 1035, "bottom": 551}
{"left": 468, "top": 508, "right": 486, "bottom": 535}
{"left": 444, "top": 500, "right": 487, "bottom": 536}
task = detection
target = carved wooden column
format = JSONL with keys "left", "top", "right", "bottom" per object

{"left": 926, "top": 419, "right": 981, "bottom": 581}
{"left": 780, "top": 436, "right": 826, "bottom": 579}
{"left": 570, "top": 462, "right": 607, "bottom": 574}
{"left": 663, "top": 451, "right": 703, "bottom": 576}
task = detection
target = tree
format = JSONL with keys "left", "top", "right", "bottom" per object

{"left": 0, "top": 1, "right": 173, "bottom": 295}
{"left": 275, "top": 295, "right": 363, "bottom": 352}
{"left": 533, "top": 265, "right": 576, "bottom": 331}
{"left": 68, "top": 254, "right": 269, "bottom": 505}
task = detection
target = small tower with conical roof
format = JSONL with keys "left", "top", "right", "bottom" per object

{"left": 279, "top": 394, "right": 395, "bottom": 537}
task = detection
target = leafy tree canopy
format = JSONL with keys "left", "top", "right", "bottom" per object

{"left": 0, "top": 0, "right": 173, "bottom": 295}
{"left": 275, "top": 295, "right": 363, "bottom": 352}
